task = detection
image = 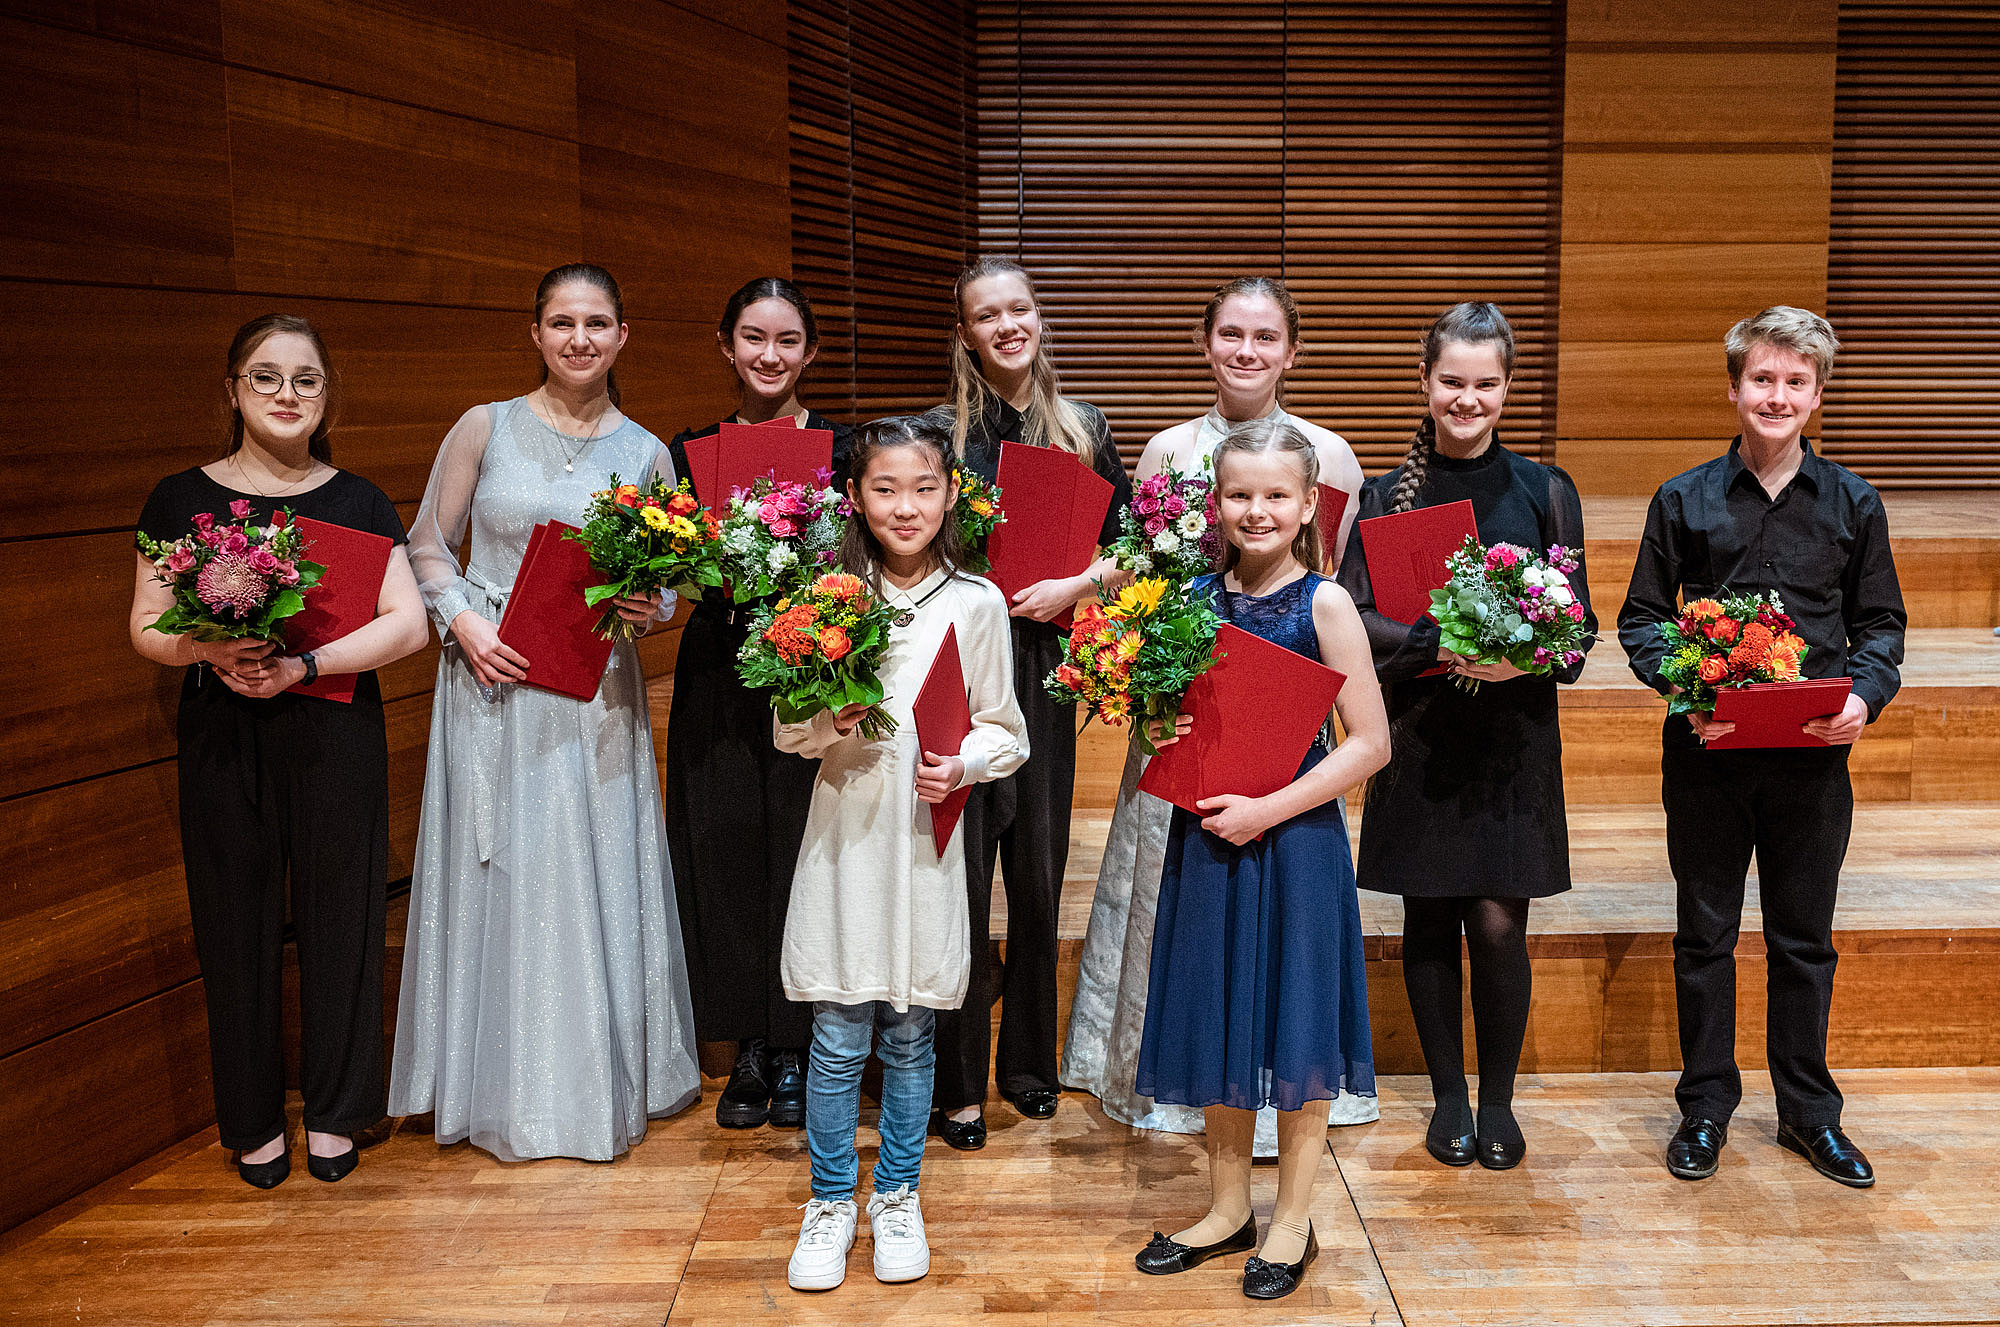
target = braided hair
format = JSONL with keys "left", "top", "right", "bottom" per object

{"left": 1387, "top": 302, "right": 1517, "bottom": 514}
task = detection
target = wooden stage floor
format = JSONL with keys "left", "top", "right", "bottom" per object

{"left": 3, "top": 1069, "right": 1997, "bottom": 1326}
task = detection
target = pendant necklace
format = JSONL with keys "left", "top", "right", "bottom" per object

{"left": 538, "top": 389, "right": 612, "bottom": 472}
{"left": 886, "top": 576, "right": 950, "bottom": 627}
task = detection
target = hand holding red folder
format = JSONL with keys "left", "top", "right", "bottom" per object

{"left": 983, "top": 441, "right": 1115, "bottom": 628}
{"left": 912, "top": 625, "right": 974, "bottom": 856}
{"left": 1138, "top": 623, "right": 1347, "bottom": 839}
{"left": 497, "top": 521, "right": 615, "bottom": 701}
{"left": 1704, "top": 678, "right": 1853, "bottom": 750}
{"left": 680, "top": 424, "right": 835, "bottom": 509}
{"left": 282, "top": 516, "right": 394, "bottom": 703}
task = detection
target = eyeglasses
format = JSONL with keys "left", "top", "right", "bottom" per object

{"left": 236, "top": 370, "right": 327, "bottom": 399}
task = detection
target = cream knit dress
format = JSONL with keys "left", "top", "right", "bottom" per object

{"left": 777, "top": 567, "right": 1029, "bottom": 1012}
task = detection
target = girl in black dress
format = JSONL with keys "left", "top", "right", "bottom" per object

{"left": 1336, "top": 303, "right": 1594, "bottom": 1171}
{"left": 928, "top": 256, "right": 1133, "bottom": 1148}
{"left": 128, "top": 315, "right": 429, "bottom": 1187}
{"left": 666, "top": 278, "right": 853, "bottom": 1129}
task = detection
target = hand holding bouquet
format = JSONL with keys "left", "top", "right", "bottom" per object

{"left": 1044, "top": 575, "right": 1222, "bottom": 755}
{"left": 136, "top": 499, "right": 325, "bottom": 642}
{"left": 952, "top": 465, "right": 1003, "bottom": 573}
{"left": 568, "top": 474, "right": 724, "bottom": 641}
{"left": 716, "top": 475, "right": 850, "bottom": 601}
{"left": 1655, "top": 589, "right": 1809, "bottom": 715}
{"left": 738, "top": 571, "right": 898, "bottom": 739}
{"left": 1430, "top": 538, "right": 1591, "bottom": 692}
{"left": 1110, "top": 465, "right": 1219, "bottom": 582}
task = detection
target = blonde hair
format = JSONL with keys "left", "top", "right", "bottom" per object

{"left": 1725, "top": 306, "right": 1839, "bottom": 386}
{"left": 1212, "top": 416, "right": 1323, "bottom": 574}
{"left": 945, "top": 256, "right": 1098, "bottom": 463}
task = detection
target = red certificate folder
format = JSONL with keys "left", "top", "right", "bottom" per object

{"left": 681, "top": 424, "right": 835, "bottom": 509}
{"left": 1315, "top": 482, "right": 1351, "bottom": 572}
{"left": 1138, "top": 622, "right": 1347, "bottom": 836}
{"left": 1358, "top": 498, "right": 1477, "bottom": 625}
{"left": 983, "top": 441, "right": 1115, "bottom": 628}
{"left": 1705, "top": 678, "right": 1853, "bottom": 750}
{"left": 912, "top": 625, "right": 975, "bottom": 857}
{"left": 282, "top": 516, "right": 394, "bottom": 703}
{"left": 497, "top": 521, "right": 615, "bottom": 701}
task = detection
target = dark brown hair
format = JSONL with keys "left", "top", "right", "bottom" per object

{"left": 534, "top": 262, "right": 624, "bottom": 407}
{"left": 1388, "top": 301, "right": 1517, "bottom": 514}
{"left": 721, "top": 276, "right": 820, "bottom": 348}
{"left": 839, "top": 414, "right": 972, "bottom": 592}
{"left": 223, "top": 314, "right": 336, "bottom": 462}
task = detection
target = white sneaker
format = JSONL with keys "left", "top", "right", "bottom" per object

{"left": 787, "top": 1197, "right": 858, "bottom": 1291}
{"left": 866, "top": 1185, "right": 931, "bottom": 1283}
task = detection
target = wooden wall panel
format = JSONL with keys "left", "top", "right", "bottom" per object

{"left": 0, "top": 0, "right": 224, "bottom": 57}
{"left": 581, "top": 146, "right": 792, "bottom": 320}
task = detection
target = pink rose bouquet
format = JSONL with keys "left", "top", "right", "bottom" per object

{"left": 1429, "top": 537, "right": 1591, "bottom": 692}
{"left": 135, "top": 500, "right": 326, "bottom": 642}
{"left": 715, "top": 474, "right": 851, "bottom": 601}
{"left": 1109, "top": 464, "right": 1219, "bottom": 583}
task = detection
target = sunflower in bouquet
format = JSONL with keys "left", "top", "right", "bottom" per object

{"left": 1044, "top": 575, "right": 1222, "bottom": 756}
{"left": 568, "top": 474, "right": 724, "bottom": 641}
{"left": 1430, "top": 537, "right": 1593, "bottom": 692}
{"left": 136, "top": 498, "right": 326, "bottom": 642}
{"left": 716, "top": 474, "right": 851, "bottom": 600}
{"left": 1109, "top": 464, "right": 1220, "bottom": 582}
{"left": 951, "top": 465, "right": 1003, "bottom": 573}
{"left": 737, "top": 570, "right": 899, "bottom": 739}
{"left": 1655, "top": 589, "right": 1809, "bottom": 716}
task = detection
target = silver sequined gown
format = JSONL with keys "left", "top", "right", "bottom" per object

{"left": 389, "top": 397, "right": 700, "bottom": 1161}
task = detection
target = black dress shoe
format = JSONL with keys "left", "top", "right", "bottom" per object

{"left": 306, "top": 1138, "right": 359, "bottom": 1183}
{"left": 715, "top": 1038, "right": 771, "bottom": 1129}
{"left": 1134, "top": 1215, "right": 1257, "bottom": 1275}
{"left": 1777, "top": 1121, "right": 1875, "bottom": 1188}
{"left": 1477, "top": 1135, "right": 1525, "bottom": 1170}
{"left": 1666, "top": 1116, "right": 1728, "bottom": 1180}
{"left": 767, "top": 1049, "right": 806, "bottom": 1129}
{"left": 1004, "top": 1088, "right": 1059, "bottom": 1119}
{"left": 1426, "top": 1120, "right": 1477, "bottom": 1167}
{"left": 1242, "top": 1224, "right": 1317, "bottom": 1299}
{"left": 237, "top": 1139, "right": 290, "bottom": 1190}
{"left": 931, "top": 1109, "right": 986, "bottom": 1151}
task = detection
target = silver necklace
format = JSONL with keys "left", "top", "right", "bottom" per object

{"left": 233, "top": 453, "right": 321, "bottom": 497}
{"left": 884, "top": 576, "right": 950, "bottom": 627}
{"left": 536, "top": 390, "right": 613, "bottom": 472}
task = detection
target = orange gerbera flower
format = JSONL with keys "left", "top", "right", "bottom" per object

{"left": 814, "top": 571, "right": 866, "bottom": 599}
{"left": 1768, "top": 646, "right": 1801, "bottom": 681}
{"left": 1684, "top": 598, "right": 1725, "bottom": 622}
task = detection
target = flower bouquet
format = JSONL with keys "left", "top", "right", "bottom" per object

{"left": 1430, "top": 538, "right": 1591, "bottom": 692}
{"left": 1044, "top": 575, "right": 1223, "bottom": 755}
{"left": 136, "top": 499, "right": 325, "bottom": 642}
{"left": 568, "top": 474, "right": 724, "bottom": 641}
{"left": 737, "top": 570, "right": 899, "bottom": 739}
{"left": 952, "top": 464, "right": 1003, "bottom": 573}
{"left": 1108, "top": 465, "right": 1219, "bottom": 582}
{"left": 1655, "top": 589, "right": 1809, "bottom": 716}
{"left": 716, "top": 475, "right": 850, "bottom": 601}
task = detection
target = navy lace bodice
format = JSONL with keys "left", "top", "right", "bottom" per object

{"left": 1194, "top": 570, "right": 1326, "bottom": 662}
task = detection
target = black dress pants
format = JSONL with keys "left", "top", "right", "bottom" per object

{"left": 1663, "top": 743, "right": 1853, "bottom": 1130}
{"left": 665, "top": 603, "right": 815, "bottom": 1048}
{"left": 177, "top": 675, "right": 389, "bottom": 1151}
{"left": 932, "top": 619, "right": 1071, "bottom": 1109}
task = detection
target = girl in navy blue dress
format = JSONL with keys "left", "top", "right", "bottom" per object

{"left": 1134, "top": 417, "right": 1390, "bottom": 1301}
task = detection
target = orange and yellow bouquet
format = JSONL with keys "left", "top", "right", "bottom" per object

{"left": 568, "top": 474, "right": 724, "bottom": 641}
{"left": 1044, "top": 576, "right": 1221, "bottom": 755}
{"left": 1656, "top": 588, "right": 1810, "bottom": 716}
{"left": 736, "top": 570, "right": 899, "bottom": 739}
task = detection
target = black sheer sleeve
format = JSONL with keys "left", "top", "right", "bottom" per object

{"left": 1542, "top": 464, "right": 1594, "bottom": 685}
{"left": 1334, "top": 479, "right": 1444, "bottom": 681}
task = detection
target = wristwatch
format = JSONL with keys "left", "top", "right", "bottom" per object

{"left": 298, "top": 651, "right": 319, "bottom": 686}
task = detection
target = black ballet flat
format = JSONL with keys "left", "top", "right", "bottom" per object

{"left": 1475, "top": 1105, "right": 1526, "bottom": 1170}
{"left": 1242, "top": 1224, "right": 1318, "bottom": 1299}
{"left": 236, "top": 1140, "right": 291, "bottom": 1190}
{"left": 931, "top": 1109, "right": 986, "bottom": 1151}
{"left": 1004, "top": 1088, "right": 1059, "bottom": 1119}
{"left": 1427, "top": 1129, "right": 1478, "bottom": 1167}
{"left": 1135, "top": 1215, "right": 1257, "bottom": 1275}
{"left": 306, "top": 1138, "right": 359, "bottom": 1183}
{"left": 1477, "top": 1135, "right": 1526, "bottom": 1170}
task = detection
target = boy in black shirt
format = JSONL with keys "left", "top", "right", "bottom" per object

{"left": 1619, "top": 306, "right": 1906, "bottom": 1188}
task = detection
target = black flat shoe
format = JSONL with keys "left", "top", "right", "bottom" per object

{"left": 716, "top": 1038, "right": 771, "bottom": 1129}
{"left": 1004, "top": 1089, "right": 1059, "bottom": 1119}
{"left": 1425, "top": 1104, "right": 1476, "bottom": 1166}
{"left": 1477, "top": 1135, "right": 1525, "bottom": 1170}
{"left": 767, "top": 1049, "right": 806, "bottom": 1129}
{"left": 306, "top": 1139, "right": 359, "bottom": 1183}
{"left": 1666, "top": 1116, "right": 1727, "bottom": 1180}
{"left": 931, "top": 1110, "right": 986, "bottom": 1151}
{"left": 1777, "top": 1121, "right": 1874, "bottom": 1188}
{"left": 236, "top": 1140, "right": 290, "bottom": 1190}
{"left": 1134, "top": 1215, "right": 1257, "bottom": 1275}
{"left": 1242, "top": 1224, "right": 1317, "bottom": 1299}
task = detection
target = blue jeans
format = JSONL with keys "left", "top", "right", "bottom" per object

{"left": 808, "top": 1000, "right": 937, "bottom": 1200}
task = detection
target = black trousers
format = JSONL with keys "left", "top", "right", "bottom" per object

{"left": 665, "top": 604, "right": 814, "bottom": 1048}
{"left": 932, "top": 619, "right": 1072, "bottom": 1109}
{"left": 1663, "top": 743, "right": 1853, "bottom": 1129}
{"left": 176, "top": 674, "right": 389, "bottom": 1151}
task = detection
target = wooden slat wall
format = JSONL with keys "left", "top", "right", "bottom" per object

{"left": 0, "top": 0, "right": 790, "bottom": 1235}
{"left": 1820, "top": 1, "right": 2000, "bottom": 488}
{"left": 791, "top": 0, "right": 975, "bottom": 423}
{"left": 975, "top": 1, "right": 1557, "bottom": 473}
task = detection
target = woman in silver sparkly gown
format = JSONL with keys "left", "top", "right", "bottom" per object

{"left": 388, "top": 265, "right": 700, "bottom": 1160}
{"left": 1059, "top": 279, "right": 1373, "bottom": 1144}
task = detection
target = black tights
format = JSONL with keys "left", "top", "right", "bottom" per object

{"left": 1401, "top": 896, "right": 1531, "bottom": 1145}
